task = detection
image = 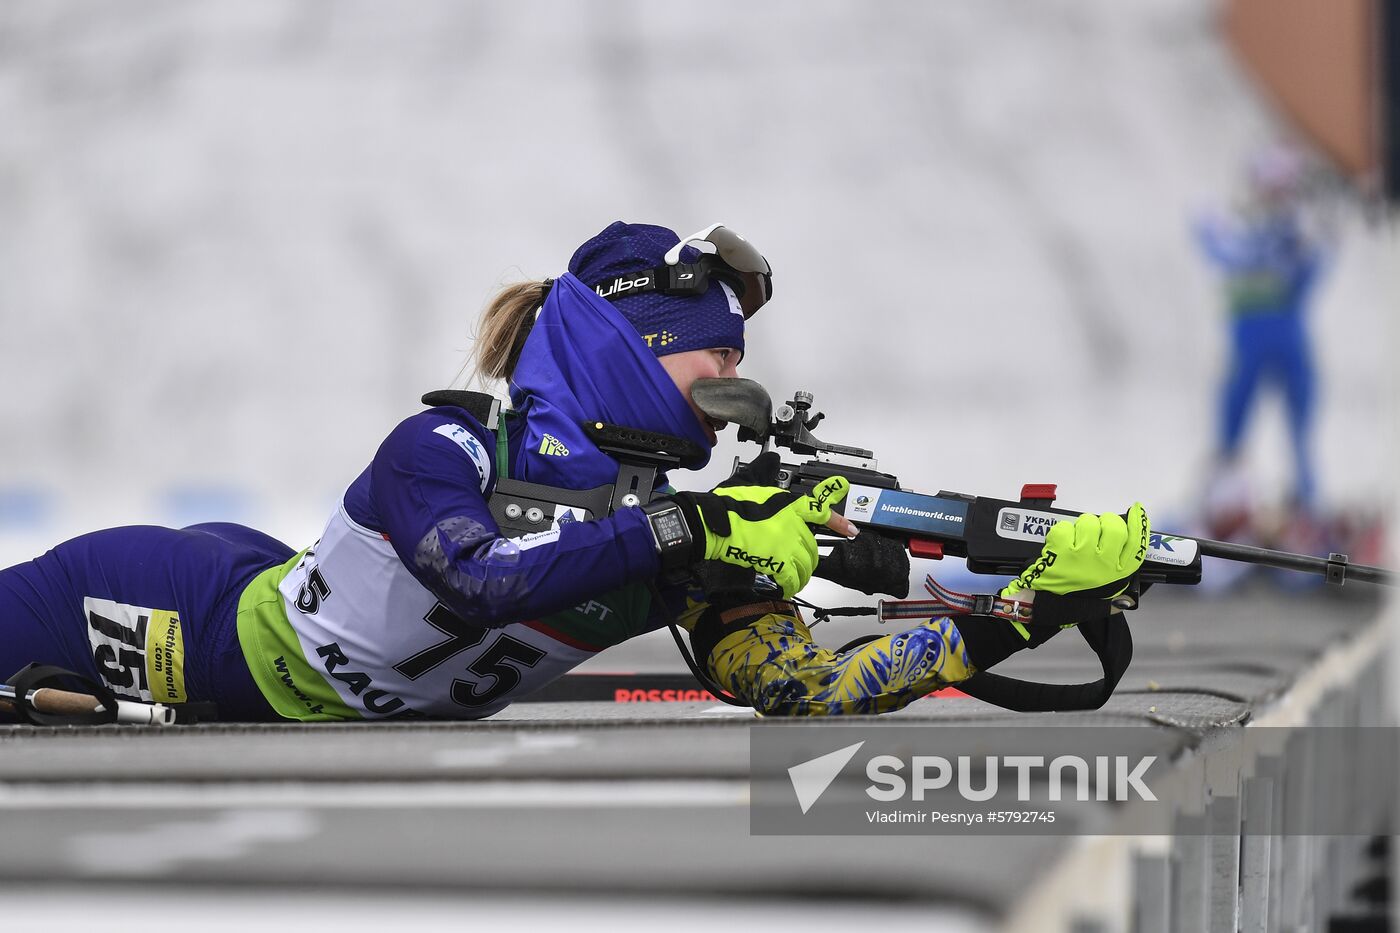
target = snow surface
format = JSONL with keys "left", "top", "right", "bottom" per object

{"left": 0, "top": 0, "right": 1392, "bottom": 567}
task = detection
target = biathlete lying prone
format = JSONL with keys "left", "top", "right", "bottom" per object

{"left": 0, "top": 221, "right": 1149, "bottom": 722}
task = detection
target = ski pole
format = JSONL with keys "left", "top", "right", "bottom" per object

{"left": 0, "top": 683, "right": 180, "bottom": 725}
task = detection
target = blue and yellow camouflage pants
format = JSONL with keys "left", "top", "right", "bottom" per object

{"left": 693, "top": 601, "right": 975, "bottom": 716}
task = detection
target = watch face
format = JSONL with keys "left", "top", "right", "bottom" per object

{"left": 652, "top": 509, "right": 687, "bottom": 547}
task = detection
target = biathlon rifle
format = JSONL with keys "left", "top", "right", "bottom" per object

{"left": 691, "top": 378, "right": 1397, "bottom": 713}
{"left": 691, "top": 378, "right": 1395, "bottom": 592}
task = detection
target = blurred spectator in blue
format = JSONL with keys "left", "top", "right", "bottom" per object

{"left": 1193, "top": 145, "right": 1333, "bottom": 543}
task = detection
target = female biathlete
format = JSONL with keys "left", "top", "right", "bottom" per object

{"left": 0, "top": 221, "right": 1149, "bottom": 721}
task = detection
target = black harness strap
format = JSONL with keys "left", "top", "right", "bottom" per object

{"left": 955, "top": 616, "right": 1134, "bottom": 712}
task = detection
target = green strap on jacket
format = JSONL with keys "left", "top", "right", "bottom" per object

{"left": 495, "top": 407, "right": 512, "bottom": 479}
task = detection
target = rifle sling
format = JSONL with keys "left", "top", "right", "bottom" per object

{"left": 956, "top": 615, "right": 1133, "bottom": 712}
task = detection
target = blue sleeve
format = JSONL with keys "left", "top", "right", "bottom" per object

{"left": 1192, "top": 214, "right": 1251, "bottom": 270}
{"left": 367, "top": 409, "right": 662, "bottom": 628}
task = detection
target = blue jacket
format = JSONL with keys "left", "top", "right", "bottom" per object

{"left": 338, "top": 273, "right": 708, "bottom": 643}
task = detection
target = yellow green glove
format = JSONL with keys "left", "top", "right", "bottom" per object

{"left": 999, "top": 502, "right": 1150, "bottom": 633}
{"left": 669, "top": 474, "right": 850, "bottom": 599}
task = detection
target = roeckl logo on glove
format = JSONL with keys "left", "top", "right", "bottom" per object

{"left": 1135, "top": 510, "right": 1149, "bottom": 561}
{"left": 724, "top": 545, "right": 786, "bottom": 574}
{"left": 810, "top": 484, "right": 840, "bottom": 512}
{"left": 1018, "top": 550, "right": 1057, "bottom": 588}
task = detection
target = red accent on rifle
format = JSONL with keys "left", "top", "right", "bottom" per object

{"left": 909, "top": 538, "right": 944, "bottom": 560}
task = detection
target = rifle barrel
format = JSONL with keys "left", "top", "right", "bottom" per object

{"left": 1189, "top": 535, "right": 1395, "bottom": 586}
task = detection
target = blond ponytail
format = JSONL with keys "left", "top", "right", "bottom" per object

{"left": 467, "top": 280, "right": 550, "bottom": 386}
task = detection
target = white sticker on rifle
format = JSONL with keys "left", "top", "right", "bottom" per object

{"left": 846, "top": 485, "right": 883, "bottom": 522}
{"left": 1145, "top": 534, "right": 1198, "bottom": 566}
{"left": 995, "top": 508, "right": 1068, "bottom": 543}
{"left": 995, "top": 508, "right": 1198, "bottom": 567}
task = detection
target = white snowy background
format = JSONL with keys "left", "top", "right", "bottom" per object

{"left": 0, "top": 0, "right": 1392, "bottom": 569}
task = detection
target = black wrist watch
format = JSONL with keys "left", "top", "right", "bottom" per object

{"left": 641, "top": 499, "right": 694, "bottom": 574}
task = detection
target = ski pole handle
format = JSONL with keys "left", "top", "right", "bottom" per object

{"left": 0, "top": 685, "right": 178, "bottom": 725}
{"left": 0, "top": 687, "right": 102, "bottom": 716}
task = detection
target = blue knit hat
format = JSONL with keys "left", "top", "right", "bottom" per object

{"left": 568, "top": 222, "right": 746, "bottom": 358}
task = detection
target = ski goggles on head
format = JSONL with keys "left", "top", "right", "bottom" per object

{"left": 592, "top": 223, "right": 774, "bottom": 318}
